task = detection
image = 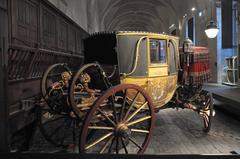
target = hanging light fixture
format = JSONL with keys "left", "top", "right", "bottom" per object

{"left": 205, "top": 20, "right": 219, "bottom": 38}
{"left": 205, "top": 0, "right": 219, "bottom": 38}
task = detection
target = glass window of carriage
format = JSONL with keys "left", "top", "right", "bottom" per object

{"left": 150, "top": 39, "right": 167, "bottom": 64}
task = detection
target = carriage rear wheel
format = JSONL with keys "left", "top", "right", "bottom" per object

{"left": 41, "top": 63, "right": 71, "bottom": 104}
{"left": 200, "top": 92, "right": 214, "bottom": 133}
{"left": 80, "top": 84, "right": 154, "bottom": 154}
{"left": 39, "top": 63, "right": 79, "bottom": 149}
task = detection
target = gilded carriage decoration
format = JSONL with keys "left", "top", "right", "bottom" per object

{"left": 38, "top": 31, "right": 214, "bottom": 154}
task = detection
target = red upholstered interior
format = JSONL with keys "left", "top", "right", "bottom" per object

{"left": 179, "top": 47, "right": 212, "bottom": 84}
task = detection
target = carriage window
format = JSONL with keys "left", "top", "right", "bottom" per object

{"left": 150, "top": 39, "right": 167, "bottom": 64}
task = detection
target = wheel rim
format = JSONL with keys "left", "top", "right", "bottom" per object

{"left": 80, "top": 84, "right": 154, "bottom": 154}
{"left": 39, "top": 63, "right": 78, "bottom": 148}
{"left": 201, "top": 93, "right": 213, "bottom": 133}
{"left": 41, "top": 63, "right": 71, "bottom": 101}
{"left": 69, "top": 63, "right": 103, "bottom": 118}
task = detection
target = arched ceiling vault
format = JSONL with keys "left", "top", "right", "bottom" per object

{"left": 106, "top": 11, "right": 164, "bottom": 31}
{"left": 96, "top": 0, "right": 206, "bottom": 32}
{"left": 99, "top": 0, "right": 177, "bottom": 32}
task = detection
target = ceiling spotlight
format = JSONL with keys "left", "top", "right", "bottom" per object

{"left": 205, "top": 20, "right": 219, "bottom": 38}
{"left": 191, "top": 7, "right": 196, "bottom": 11}
{"left": 198, "top": 11, "right": 203, "bottom": 17}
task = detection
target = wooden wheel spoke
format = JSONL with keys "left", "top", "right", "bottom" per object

{"left": 203, "top": 115, "right": 209, "bottom": 128}
{"left": 131, "top": 129, "right": 150, "bottom": 134}
{"left": 88, "top": 126, "right": 114, "bottom": 130}
{"left": 100, "top": 136, "right": 114, "bottom": 153}
{"left": 120, "top": 89, "right": 127, "bottom": 121}
{"left": 108, "top": 137, "right": 115, "bottom": 153}
{"left": 120, "top": 137, "right": 128, "bottom": 154}
{"left": 123, "top": 91, "right": 140, "bottom": 121}
{"left": 85, "top": 132, "right": 113, "bottom": 150}
{"left": 204, "top": 114, "right": 209, "bottom": 123}
{"left": 125, "top": 101, "right": 148, "bottom": 123}
{"left": 204, "top": 100, "right": 210, "bottom": 109}
{"left": 110, "top": 95, "right": 119, "bottom": 123}
{"left": 129, "top": 137, "right": 143, "bottom": 150}
{"left": 116, "top": 137, "right": 119, "bottom": 154}
{"left": 97, "top": 108, "right": 116, "bottom": 126}
{"left": 126, "top": 116, "right": 151, "bottom": 127}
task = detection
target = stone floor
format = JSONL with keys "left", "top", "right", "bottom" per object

{"left": 28, "top": 105, "right": 240, "bottom": 154}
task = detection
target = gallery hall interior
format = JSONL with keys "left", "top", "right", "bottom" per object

{"left": 0, "top": 0, "right": 240, "bottom": 158}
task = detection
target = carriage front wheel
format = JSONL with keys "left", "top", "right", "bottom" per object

{"left": 80, "top": 84, "right": 155, "bottom": 154}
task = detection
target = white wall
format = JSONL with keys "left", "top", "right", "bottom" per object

{"left": 48, "top": 0, "right": 100, "bottom": 33}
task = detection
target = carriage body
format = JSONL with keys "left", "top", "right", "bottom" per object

{"left": 84, "top": 31, "right": 179, "bottom": 109}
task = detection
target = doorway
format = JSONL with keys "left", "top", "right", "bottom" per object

{"left": 216, "top": 0, "right": 239, "bottom": 85}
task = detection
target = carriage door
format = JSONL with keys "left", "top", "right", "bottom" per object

{"left": 166, "top": 39, "right": 178, "bottom": 94}
{"left": 147, "top": 38, "right": 168, "bottom": 106}
{"left": 168, "top": 39, "right": 177, "bottom": 75}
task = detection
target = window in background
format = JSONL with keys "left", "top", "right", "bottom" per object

{"left": 187, "top": 17, "right": 195, "bottom": 44}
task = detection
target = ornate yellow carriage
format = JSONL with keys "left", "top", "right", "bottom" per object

{"left": 39, "top": 31, "right": 214, "bottom": 154}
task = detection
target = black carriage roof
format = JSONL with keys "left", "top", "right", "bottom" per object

{"left": 83, "top": 31, "right": 177, "bottom": 65}
{"left": 84, "top": 32, "right": 117, "bottom": 65}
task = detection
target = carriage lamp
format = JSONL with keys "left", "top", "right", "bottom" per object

{"left": 183, "top": 38, "right": 193, "bottom": 53}
{"left": 205, "top": 20, "right": 219, "bottom": 38}
{"left": 183, "top": 38, "right": 194, "bottom": 67}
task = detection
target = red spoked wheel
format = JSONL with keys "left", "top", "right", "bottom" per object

{"left": 80, "top": 84, "right": 154, "bottom": 154}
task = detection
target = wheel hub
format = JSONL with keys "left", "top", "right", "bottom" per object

{"left": 115, "top": 123, "right": 131, "bottom": 138}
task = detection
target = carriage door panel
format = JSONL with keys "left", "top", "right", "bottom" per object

{"left": 117, "top": 35, "right": 148, "bottom": 77}
{"left": 168, "top": 40, "right": 178, "bottom": 75}
{"left": 147, "top": 39, "right": 168, "bottom": 106}
{"left": 165, "top": 39, "right": 178, "bottom": 102}
{"left": 148, "top": 39, "right": 168, "bottom": 76}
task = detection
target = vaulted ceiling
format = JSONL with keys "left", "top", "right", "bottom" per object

{"left": 96, "top": 0, "right": 211, "bottom": 32}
